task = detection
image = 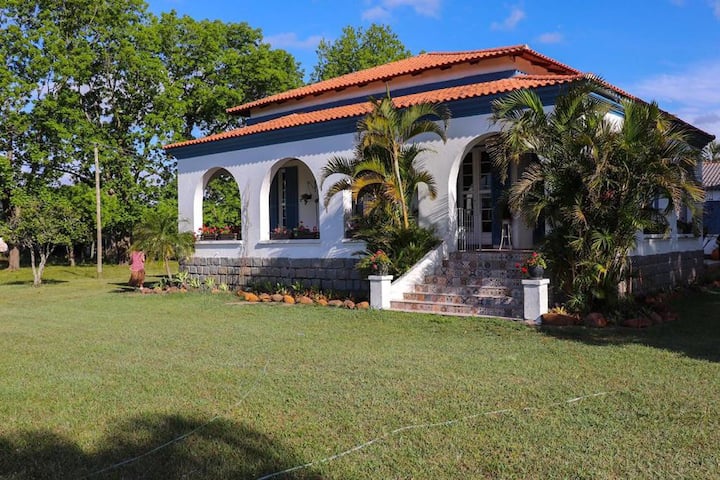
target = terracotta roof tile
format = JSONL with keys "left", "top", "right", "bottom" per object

{"left": 226, "top": 45, "right": 580, "bottom": 115}
{"left": 703, "top": 162, "right": 720, "bottom": 189}
{"left": 165, "top": 74, "right": 583, "bottom": 150}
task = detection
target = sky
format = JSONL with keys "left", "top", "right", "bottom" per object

{"left": 146, "top": 0, "right": 720, "bottom": 141}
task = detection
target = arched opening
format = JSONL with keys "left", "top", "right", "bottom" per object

{"left": 199, "top": 168, "right": 242, "bottom": 240}
{"left": 268, "top": 159, "right": 320, "bottom": 239}
{"left": 452, "top": 135, "right": 539, "bottom": 251}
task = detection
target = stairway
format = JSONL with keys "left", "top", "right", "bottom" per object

{"left": 390, "top": 250, "right": 527, "bottom": 319}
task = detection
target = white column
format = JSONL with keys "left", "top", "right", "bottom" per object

{"left": 522, "top": 278, "right": 550, "bottom": 323}
{"left": 368, "top": 275, "right": 393, "bottom": 309}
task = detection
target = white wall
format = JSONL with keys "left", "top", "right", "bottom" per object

{"left": 178, "top": 133, "right": 365, "bottom": 258}
{"left": 178, "top": 110, "right": 701, "bottom": 260}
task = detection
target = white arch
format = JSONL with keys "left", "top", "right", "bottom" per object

{"left": 192, "top": 167, "right": 243, "bottom": 235}
{"left": 260, "top": 157, "right": 321, "bottom": 240}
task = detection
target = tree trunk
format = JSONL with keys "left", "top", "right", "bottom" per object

{"left": 7, "top": 246, "right": 20, "bottom": 271}
{"left": 67, "top": 245, "right": 76, "bottom": 267}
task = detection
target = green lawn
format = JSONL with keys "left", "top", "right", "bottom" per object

{"left": 1, "top": 265, "right": 719, "bottom": 479}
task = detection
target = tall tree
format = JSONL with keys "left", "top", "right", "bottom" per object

{"left": 492, "top": 82, "right": 705, "bottom": 311}
{"left": 311, "top": 24, "right": 412, "bottom": 82}
{"left": 155, "top": 11, "right": 304, "bottom": 140}
{"left": 0, "top": 1, "right": 304, "bottom": 268}
{"left": 2, "top": 189, "right": 86, "bottom": 286}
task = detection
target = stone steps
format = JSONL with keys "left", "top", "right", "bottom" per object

{"left": 390, "top": 299, "right": 520, "bottom": 319}
{"left": 391, "top": 250, "right": 527, "bottom": 319}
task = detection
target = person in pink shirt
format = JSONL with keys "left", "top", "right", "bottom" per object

{"left": 128, "top": 250, "right": 146, "bottom": 289}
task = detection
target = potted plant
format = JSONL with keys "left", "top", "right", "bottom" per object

{"left": 293, "top": 222, "right": 319, "bottom": 239}
{"left": 198, "top": 225, "right": 217, "bottom": 241}
{"left": 270, "top": 226, "right": 290, "bottom": 240}
{"left": 217, "top": 225, "right": 238, "bottom": 240}
{"left": 517, "top": 251, "right": 547, "bottom": 279}
{"left": 358, "top": 249, "right": 392, "bottom": 276}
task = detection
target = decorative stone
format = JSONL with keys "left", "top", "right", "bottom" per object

{"left": 244, "top": 293, "right": 259, "bottom": 302}
{"left": 541, "top": 313, "right": 577, "bottom": 326}
{"left": 297, "top": 296, "right": 314, "bottom": 305}
{"left": 316, "top": 299, "right": 328, "bottom": 306}
{"left": 622, "top": 318, "right": 641, "bottom": 328}
{"left": 343, "top": 299, "right": 356, "bottom": 309}
{"left": 356, "top": 301, "right": 370, "bottom": 310}
{"left": 584, "top": 312, "right": 607, "bottom": 328}
{"left": 259, "top": 293, "right": 271, "bottom": 302}
{"left": 328, "top": 300, "right": 344, "bottom": 307}
{"left": 271, "top": 294, "right": 284, "bottom": 302}
{"left": 283, "top": 295, "right": 295, "bottom": 304}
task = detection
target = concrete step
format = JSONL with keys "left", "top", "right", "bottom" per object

{"left": 423, "top": 274, "right": 523, "bottom": 288}
{"left": 413, "top": 283, "right": 511, "bottom": 297}
{"left": 402, "top": 291, "right": 520, "bottom": 308}
{"left": 390, "top": 299, "right": 522, "bottom": 319}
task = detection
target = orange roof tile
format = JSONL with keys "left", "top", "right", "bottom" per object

{"left": 165, "top": 74, "right": 584, "bottom": 150}
{"left": 225, "top": 45, "right": 580, "bottom": 115}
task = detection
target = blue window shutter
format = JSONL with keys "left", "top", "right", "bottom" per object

{"left": 270, "top": 174, "right": 278, "bottom": 231}
{"left": 285, "top": 166, "right": 299, "bottom": 229}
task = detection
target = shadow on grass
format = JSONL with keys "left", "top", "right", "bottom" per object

{"left": 0, "top": 414, "right": 320, "bottom": 480}
{"left": 539, "top": 288, "right": 720, "bottom": 363}
{"left": 1, "top": 278, "right": 68, "bottom": 286}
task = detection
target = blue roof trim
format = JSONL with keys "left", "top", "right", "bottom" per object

{"left": 245, "top": 69, "right": 522, "bottom": 126}
{"left": 170, "top": 84, "right": 565, "bottom": 160}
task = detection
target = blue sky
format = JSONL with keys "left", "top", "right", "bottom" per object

{"left": 147, "top": 0, "right": 720, "bottom": 141}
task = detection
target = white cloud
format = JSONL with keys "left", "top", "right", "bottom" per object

{"left": 632, "top": 60, "right": 720, "bottom": 139}
{"left": 264, "top": 32, "right": 323, "bottom": 50}
{"left": 490, "top": 6, "right": 526, "bottom": 31}
{"left": 361, "top": 0, "right": 442, "bottom": 20}
{"left": 362, "top": 6, "right": 391, "bottom": 21}
{"left": 537, "top": 32, "right": 563, "bottom": 44}
{"left": 711, "top": 0, "right": 720, "bottom": 18}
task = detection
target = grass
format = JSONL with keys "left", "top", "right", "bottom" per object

{"left": 0, "top": 264, "right": 719, "bottom": 479}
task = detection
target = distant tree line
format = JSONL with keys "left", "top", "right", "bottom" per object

{"left": 0, "top": 0, "right": 411, "bottom": 281}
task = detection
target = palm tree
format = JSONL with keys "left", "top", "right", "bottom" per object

{"left": 132, "top": 204, "right": 196, "bottom": 278}
{"left": 491, "top": 81, "right": 704, "bottom": 310}
{"left": 322, "top": 94, "right": 449, "bottom": 229}
{"left": 704, "top": 141, "right": 720, "bottom": 162}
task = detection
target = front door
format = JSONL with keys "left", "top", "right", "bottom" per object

{"left": 457, "top": 148, "right": 494, "bottom": 249}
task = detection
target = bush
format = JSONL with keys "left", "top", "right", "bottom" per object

{"left": 352, "top": 221, "right": 439, "bottom": 277}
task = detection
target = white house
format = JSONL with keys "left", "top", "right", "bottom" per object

{"left": 165, "top": 45, "right": 713, "bottom": 315}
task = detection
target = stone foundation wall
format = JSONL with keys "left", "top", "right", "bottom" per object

{"left": 629, "top": 250, "right": 704, "bottom": 294}
{"left": 181, "top": 256, "right": 368, "bottom": 297}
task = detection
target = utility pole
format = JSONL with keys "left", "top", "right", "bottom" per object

{"left": 94, "top": 144, "right": 103, "bottom": 278}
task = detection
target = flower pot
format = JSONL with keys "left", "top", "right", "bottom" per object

{"left": 217, "top": 233, "right": 237, "bottom": 240}
{"left": 270, "top": 232, "right": 290, "bottom": 240}
{"left": 293, "top": 232, "right": 319, "bottom": 239}
{"left": 200, "top": 234, "right": 217, "bottom": 241}
{"left": 528, "top": 265, "right": 544, "bottom": 279}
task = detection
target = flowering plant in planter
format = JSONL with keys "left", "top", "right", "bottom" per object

{"left": 271, "top": 226, "right": 290, "bottom": 239}
{"left": 516, "top": 251, "right": 547, "bottom": 278}
{"left": 292, "top": 222, "right": 319, "bottom": 239}
{"left": 357, "top": 249, "right": 392, "bottom": 276}
{"left": 198, "top": 225, "right": 218, "bottom": 240}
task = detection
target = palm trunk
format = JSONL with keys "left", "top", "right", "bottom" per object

{"left": 392, "top": 143, "right": 409, "bottom": 229}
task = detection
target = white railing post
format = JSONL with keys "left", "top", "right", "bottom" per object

{"left": 369, "top": 275, "right": 393, "bottom": 309}
{"left": 522, "top": 278, "right": 550, "bottom": 324}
